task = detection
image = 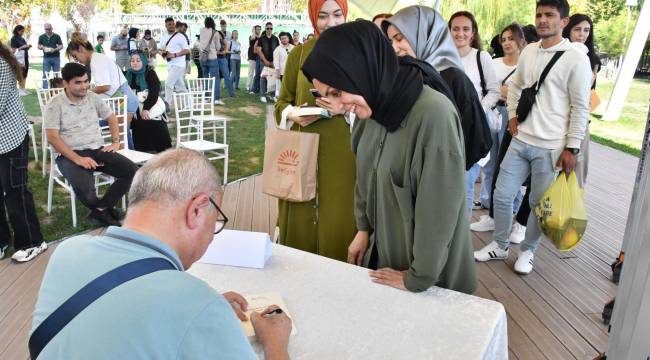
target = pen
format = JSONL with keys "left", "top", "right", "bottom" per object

{"left": 264, "top": 308, "right": 283, "bottom": 317}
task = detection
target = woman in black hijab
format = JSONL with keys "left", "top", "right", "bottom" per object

{"left": 302, "top": 20, "right": 477, "bottom": 294}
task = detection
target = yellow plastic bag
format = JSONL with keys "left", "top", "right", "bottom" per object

{"left": 535, "top": 171, "right": 588, "bottom": 251}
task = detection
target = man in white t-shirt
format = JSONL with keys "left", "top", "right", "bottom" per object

{"left": 272, "top": 32, "right": 294, "bottom": 98}
{"left": 159, "top": 17, "right": 190, "bottom": 106}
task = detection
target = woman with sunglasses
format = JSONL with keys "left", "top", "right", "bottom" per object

{"left": 273, "top": 0, "right": 354, "bottom": 263}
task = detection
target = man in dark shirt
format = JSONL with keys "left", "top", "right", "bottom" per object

{"left": 38, "top": 23, "right": 63, "bottom": 88}
{"left": 248, "top": 25, "right": 261, "bottom": 94}
{"left": 255, "top": 22, "right": 279, "bottom": 103}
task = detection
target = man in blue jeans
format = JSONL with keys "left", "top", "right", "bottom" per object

{"left": 255, "top": 22, "right": 279, "bottom": 103}
{"left": 38, "top": 23, "right": 63, "bottom": 88}
{"left": 474, "top": 0, "right": 591, "bottom": 275}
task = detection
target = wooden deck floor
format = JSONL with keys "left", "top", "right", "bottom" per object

{"left": 0, "top": 141, "right": 635, "bottom": 359}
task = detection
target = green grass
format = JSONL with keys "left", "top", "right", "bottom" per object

{"left": 589, "top": 78, "right": 650, "bottom": 156}
{"left": 18, "top": 61, "right": 265, "bottom": 247}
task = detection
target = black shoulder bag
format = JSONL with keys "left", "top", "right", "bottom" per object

{"left": 162, "top": 32, "right": 179, "bottom": 62}
{"left": 28, "top": 257, "right": 176, "bottom": 360}
{"left": 516, "top": 51, "right": 564, "bottom": 123}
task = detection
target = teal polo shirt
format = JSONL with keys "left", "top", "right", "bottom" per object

{"left": 31, "top": 226, "right": 257, "bottom": 359}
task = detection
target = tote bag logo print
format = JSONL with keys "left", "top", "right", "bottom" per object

{"left": 278, "top": 150, "right": 300, "bottom": 166}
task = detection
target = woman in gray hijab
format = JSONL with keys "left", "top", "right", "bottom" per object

{"left": 381, "top": 5, "right": 492, "bottom": 171}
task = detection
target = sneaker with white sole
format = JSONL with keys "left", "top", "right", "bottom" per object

{"left": 472, "top": 201, "right": 486, "bottom": 210}
{"left": 474, "top": 241, "right": 509, "bottom": 262}
{"left": 0, "top": 245, "right": 8, "bottom": 259}
{"left": 11, "top": 242, "right": 48, "bottom": 263}
{"left": 509, "top": 222, "right": 526, "bottom": 244}
{"left": 260, "top": 96, "right": 267, "bottom": 103}
{"left": 514, "top": 250, "right": 534, "bottom": 274}
{"left": 214, "top": 100, "right": 225, "bottom": 106}
{"left": 471, "top": 215, "right": 495, "bottom": 232}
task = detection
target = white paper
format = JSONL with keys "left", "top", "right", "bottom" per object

{"left": 198, "top": 229, "right": 271, "bottom": 268}
{"left": 240, "top": 293, "right": 297, "bottom": 338}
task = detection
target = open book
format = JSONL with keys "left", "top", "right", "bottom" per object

{"left": 241, "top": 293, "right": 297, "bottom": 338}
{"left": 290, "top": 106, "right": 329, "bottom": 118}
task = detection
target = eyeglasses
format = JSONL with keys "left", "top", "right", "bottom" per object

{"left": 266, "top": 27, "right": 273, "bottom": 30}
{"left": 208, "top": 196, "right": 229, "bottom": 234}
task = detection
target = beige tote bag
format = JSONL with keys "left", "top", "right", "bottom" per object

{"left": 262, "top": 113, "right": 319, "bottom": 202}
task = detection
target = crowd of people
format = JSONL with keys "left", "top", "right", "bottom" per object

{"left": 0, "top": 0, "right": 600, "bottom": 357}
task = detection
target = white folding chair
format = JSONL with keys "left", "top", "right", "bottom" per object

{"left": 99, "top": 97, "right": 155, "bottom": 210}
{"left": 27, "top": 123, "right": 38, "bottom": 162}
{"left": 35, "top": 71, "right": 62, "bottom": 89}
{"left": 36, "top": 87, "right": 65, "bottom": 176}
{"left": 46, "top": 145, "right": 78, "bottom": 227}
{"left": 101, "top": 96, "right": 154, "bottom": 164}
{"left": 186, "top": 78, "right": 228, "bottom": 144}
{"left": 174, "top": 92, "right": 229, "bottom": 184}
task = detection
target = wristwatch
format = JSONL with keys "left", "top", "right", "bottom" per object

{"left": 566, "top": 147, "right": 580, "bottom": 155}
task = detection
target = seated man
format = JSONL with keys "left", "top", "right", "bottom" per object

{"left": 45, "top": 62, "right": 138, "bottom": 226}
{"left": 31, "top": 149, "right": 292, "bottom": 359}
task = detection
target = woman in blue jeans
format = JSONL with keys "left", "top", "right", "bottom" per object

{"left": 217, "top": 29, "right": 235, "bottom": 100}
{"left": 229, "top": 30, "right": 242, "bottom": 90}
{"left": 200, "top": 17, "right": 225, "bottom": 105}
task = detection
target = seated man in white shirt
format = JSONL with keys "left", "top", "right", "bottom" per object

{"left": 44, "top": 62, "right": 138, "bottom": 227}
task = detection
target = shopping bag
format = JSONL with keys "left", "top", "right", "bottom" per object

{"left": 535, "top": 171, "right": 588, "bottom": 251}
{"left": 590, "top": 90, "right": 601, "bottom": 112}
{"left": 262, "top": 118, "right": 319, "bottom": 202}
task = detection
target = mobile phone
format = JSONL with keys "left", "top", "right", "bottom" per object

{"left": 309, "top": 88, "right": 322, "bottom": 98}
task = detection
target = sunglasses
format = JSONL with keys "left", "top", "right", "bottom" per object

{"left": 266, "top": 27, "right": 273, "bottom": 30}
{"left": 208, "top": 196, "right": 229, "bottom": 234}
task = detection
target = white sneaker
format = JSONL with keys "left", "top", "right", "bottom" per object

{"left": 471, "top": 215, "right": 495, "bottom": 232}
{"left": 214, "top": 100, "right": 225, "bottom": 106}
{"left": 474, "top": 241, "right": 509, "bottom": 262}
{"left": 260, "top": 96, "right": 267, "bottom": 103}
{"left": 509, "top": 223, "right": 526, "bottom": 244}
{"left": 11, "top": 242, "right": 48, "bottom": 263}
{"left": 514, "top": 250, "right": 534, "bottom": 275}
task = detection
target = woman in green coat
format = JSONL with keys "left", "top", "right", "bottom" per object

{"left": 302, "top": 20, "right": 477, "bottom": 294}
{"left": 273, "top": 0, "right": 356, "bottom": 262}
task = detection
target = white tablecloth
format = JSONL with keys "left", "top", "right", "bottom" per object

{"left": 189, "top": 244, "right": 508, "bottom": 360}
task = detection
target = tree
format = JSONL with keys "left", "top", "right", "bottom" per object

{"left": 587, "top": 0, "right": 625, "bottom": 24}
{"left": 0, "top": 0, "right": 39, "bottom": 41}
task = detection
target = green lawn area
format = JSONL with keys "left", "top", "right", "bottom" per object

{"left": 589, "top": 78, "right": 650, "bottom": 157}
{"left": 18, "top": 61, "right": 265, "bottom": 246}
{"left": 13, "top": 59, "right": 650, "bottom": 249}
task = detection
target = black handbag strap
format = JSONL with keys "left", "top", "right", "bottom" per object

{"left": 28, "top": 257, "right": 177, "bottom": 360}
{"left": 534, "top": 51, "right": 565, "bottom": 92}
{"left": 164, "top": 32, "right": 178, "bottom": 48}
{"left": 502, "top": 68, "right": 517, "bottom": 85}
{"left": 476, "top": 50, "right": 488, "bottom": 97}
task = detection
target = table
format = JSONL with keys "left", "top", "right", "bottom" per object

{"left": 189, "top": 244, "right": 508, "bottom": 359}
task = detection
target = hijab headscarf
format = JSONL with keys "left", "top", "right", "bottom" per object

{"left": 126, "top": 52, "right": 148, "bottom": 91}
{"left": 308, "top": 0, "right": 348, "bottom": 36}
{"left": 128, "top": 27, "right": 139, "bottom": 39}
{"left": 302, "top": 20, "right": 423, "bottom": 132}
{"left": 382, "top": 5, "right": 463, "bottom": 72}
